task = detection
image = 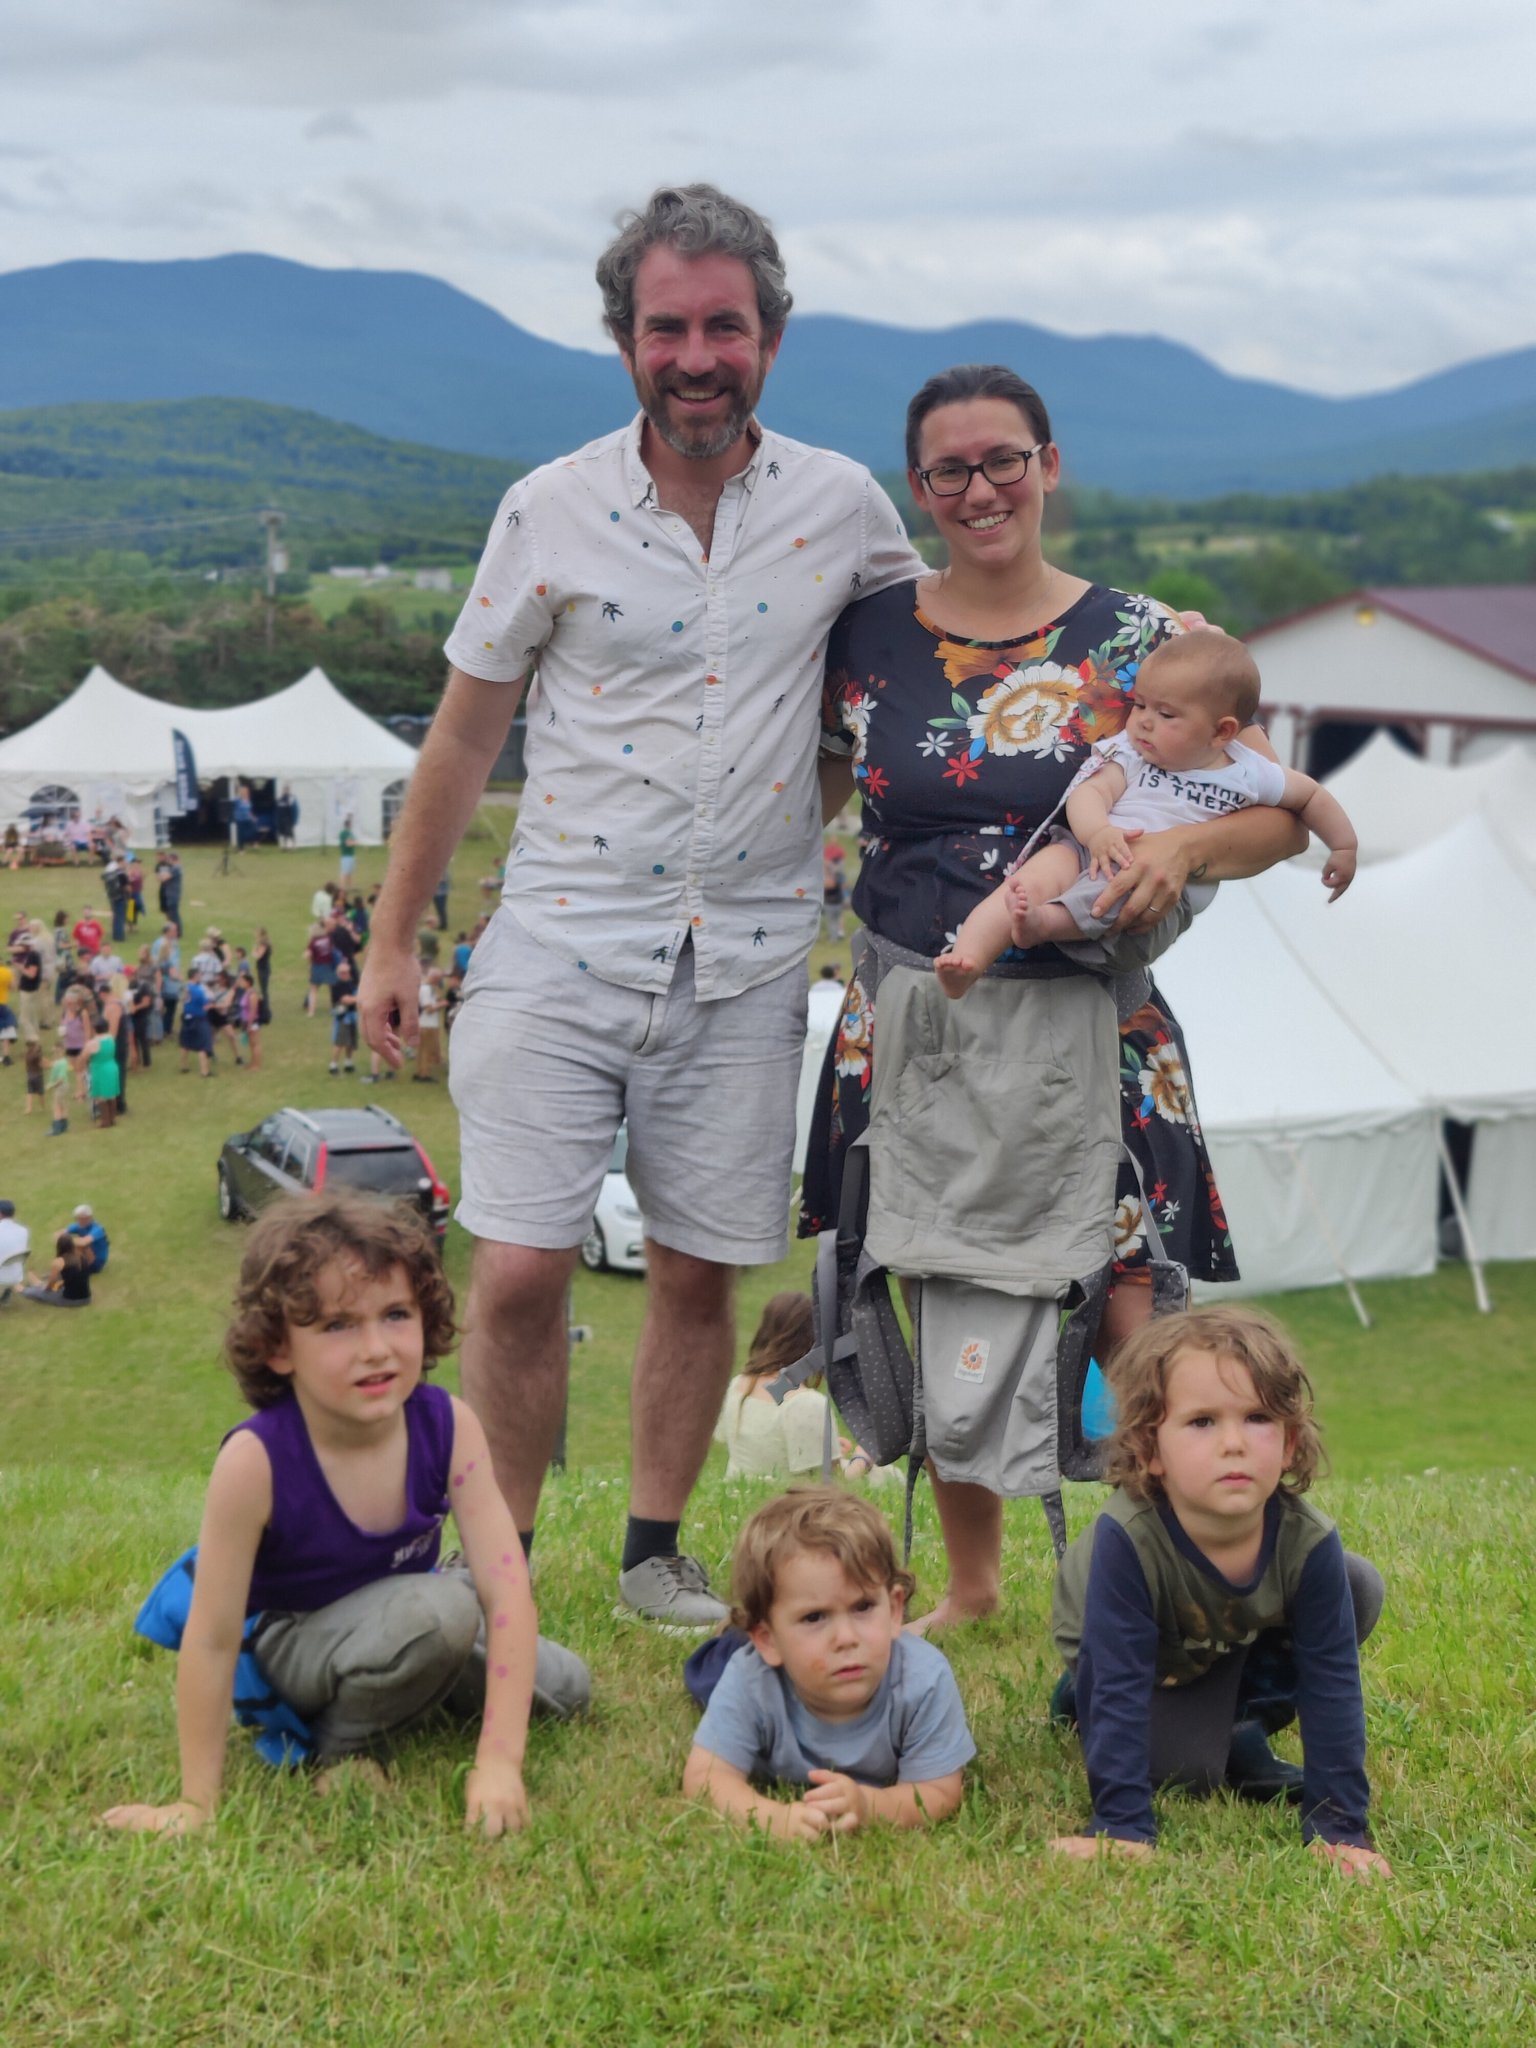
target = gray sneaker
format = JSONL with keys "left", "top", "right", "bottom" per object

{"left": 615, "top": 1554, "right": 729, "bottom": 1634}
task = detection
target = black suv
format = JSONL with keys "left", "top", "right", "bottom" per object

{"left": 218, "top": 1105, "right": 451, "bottom": 1239}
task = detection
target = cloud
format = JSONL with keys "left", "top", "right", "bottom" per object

{"left": 304, "top": 110, "right": 369, "bottom": 143}
{"left": 0, "top": 0, "right": 1530, "bottom": 394}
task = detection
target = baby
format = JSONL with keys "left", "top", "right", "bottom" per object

{"left": 683, "top": 1488, "right": 974, "bottom": 1839}
{"left": 935, "top": 634, "right": 1358, "bottom": 997}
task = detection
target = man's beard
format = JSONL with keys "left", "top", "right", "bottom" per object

{"left": 636, "top": 371, "right": 762, "bottom": 461}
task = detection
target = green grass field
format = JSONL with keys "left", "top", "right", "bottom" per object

{"left": 3, "top": 833, "right": 1533, "bottom": 2046}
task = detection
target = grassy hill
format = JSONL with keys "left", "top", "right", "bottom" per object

{"left": 0, "top": 397, "right": 522, "bottom": 576}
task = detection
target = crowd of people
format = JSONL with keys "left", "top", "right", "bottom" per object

{"left": 301, "top": 876, "right": 480, "bottom": 1083}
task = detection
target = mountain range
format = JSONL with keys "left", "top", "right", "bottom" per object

{"left": 3, "top": 254, "right": 1534, "bottom": 499}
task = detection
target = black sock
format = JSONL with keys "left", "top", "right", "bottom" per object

{"left": 622, "top": 1516, "right": 681, "bottom": 1575}
{"left": 518, "top": 1528, "right": 535, "bottom": 1563}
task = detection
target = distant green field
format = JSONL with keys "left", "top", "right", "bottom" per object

{"left": 301, "top": 572, "right": 477, "bottom": 627}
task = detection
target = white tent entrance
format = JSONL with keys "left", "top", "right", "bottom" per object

{"left": 0, "top": 666, "right": 418, "bottom": 849}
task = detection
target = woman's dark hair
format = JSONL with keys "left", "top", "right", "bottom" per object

{"left": 905, "top": 364, "right": 1053, "bottom": 471}
{"left": 225, "top": 1192, "right": 456, "bottom": 1410}
{"left": 743, "top": 1291, "right": 816, "bottom": 1382}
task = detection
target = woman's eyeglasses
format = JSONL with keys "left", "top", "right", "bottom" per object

{"left": 916, "top": 444, "right": 1047, "bottom": 496}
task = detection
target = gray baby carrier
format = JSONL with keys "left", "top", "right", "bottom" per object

{"left": 771, "top": 1137, "right": 1189, "bottom": 1560}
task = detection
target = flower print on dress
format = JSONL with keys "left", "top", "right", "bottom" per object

{"left": 1113, "top": 1193, "right": 1147, "bottom": 1262}
{"left": 834, "top": 974, "right": 875, "bottom": 1091}
{"left": 965, "top": 662, "right": 1079, "bottom": 761}
{"left": 933, "top": 631, "right": 1052, "bottom": 690}
{"left": 1139, "top": 1039, "right": 1195, "bottom": 1128}
{"left": 842, "top": 687, "right": 875, "bottom": 765}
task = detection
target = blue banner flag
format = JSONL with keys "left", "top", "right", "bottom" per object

{"left": 171, "top": 730, "right": 198, "bottom": 815}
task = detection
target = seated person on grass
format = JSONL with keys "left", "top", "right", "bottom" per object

{"left": 101, "top": 1192, "right": 588, "bottom": 1841}
{"left": 1049, "top": 1305, "right": 1391, "bottom": 1881}
{"left": 935, "top": 634, "right": 1359, "bottom": 998}
{"left": 684, "top": 1488, "right": 974, "bottom": 1840}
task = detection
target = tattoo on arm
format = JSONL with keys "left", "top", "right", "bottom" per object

{"left": 1189, "top": 861, "right": 1208, "bottom": 883}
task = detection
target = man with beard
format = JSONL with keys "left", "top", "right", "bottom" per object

{"left": 360, "top": 184, "right": 919, "bottom": 1629}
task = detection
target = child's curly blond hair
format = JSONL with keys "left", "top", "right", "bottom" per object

{"left": 729, "top": 1487, "right": 915, "bottom": 1633}
{"left": 225, "top": 1192, "right": 455, "bottom": 1409}
{"left": 1103, "top": 1305, "right": 1325, "bottom": 1503}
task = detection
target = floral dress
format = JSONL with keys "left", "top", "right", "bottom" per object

{"left": 798, "top": 579, "right": 1238, "bottom": 1286}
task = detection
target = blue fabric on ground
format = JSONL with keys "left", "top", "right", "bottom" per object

{"left": 134, "top": 1546, "right": 314, "bottom": 1769}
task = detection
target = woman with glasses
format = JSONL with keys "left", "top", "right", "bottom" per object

{"left": 801, "top": 364, "right": 1301, "bottom": 1634}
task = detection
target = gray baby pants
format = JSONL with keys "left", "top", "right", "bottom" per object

{"left": 252, "top": 1568, "right": 591, "bottom": 1760}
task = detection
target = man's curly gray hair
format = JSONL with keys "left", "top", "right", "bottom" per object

{"left": 596, "top": 184, "right": 793, "bottom": 345}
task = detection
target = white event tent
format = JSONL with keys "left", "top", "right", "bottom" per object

{"left": 1157, "top": 811, "right": 1536, "bottom": 1300}
{"left": 1311, "top": 731, "right": 1536, "bottom": 868}
{"left": 0, "top": 665, "right": 418, "bottom": 848}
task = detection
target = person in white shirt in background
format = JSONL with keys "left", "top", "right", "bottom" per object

{"left": 414, "top": 968, "right": 444, "bottom": 1083}
{"left": 0, "top": 1199, "right": 31, "bottom": 1305}
{"left": 360, "top": 183, "right": 921, "bottom": 1631}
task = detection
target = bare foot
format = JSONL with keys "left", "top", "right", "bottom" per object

{"left": 903, "top": 1590, "right": 998, "bottom": 1637}
{"left": 934, "top": 951, "right": 981, "bottom": 999}
{"left": 312, "top": 1757, "right": 393, "bottom": 1799}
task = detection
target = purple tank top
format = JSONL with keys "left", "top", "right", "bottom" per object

{"left": 232, "top": 1381, "right": 455, "bottom": 1615}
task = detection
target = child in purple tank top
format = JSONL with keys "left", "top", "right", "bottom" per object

{"left": 102, "top": 1192, "right": 588, "bottom": 1839}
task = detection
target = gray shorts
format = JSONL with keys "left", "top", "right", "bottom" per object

{"left": 448, "top": 910, "right": 808, "bottom": 1265}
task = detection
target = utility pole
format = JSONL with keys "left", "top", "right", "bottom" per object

{"left": 259, "top": 509, "right": 286, "bottom": 655}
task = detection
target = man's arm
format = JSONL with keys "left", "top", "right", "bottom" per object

{"left": 358, "top": 666, "right": 524, "bottom": 1062}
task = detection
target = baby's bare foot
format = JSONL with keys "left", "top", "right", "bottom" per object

{"left": 934, "top": 952, "right": 981, "bottom": 1000}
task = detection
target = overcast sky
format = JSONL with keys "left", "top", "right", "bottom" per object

{"left": 3, "top": 0, "right": 1533, "bottom": 396}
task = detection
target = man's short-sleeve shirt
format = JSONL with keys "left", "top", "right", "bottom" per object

{"left": 444, "top": 415, "right": 920, "bottom": 1000}
{"left": 692, "top": 1634, "right": 976, "bottom": 1788}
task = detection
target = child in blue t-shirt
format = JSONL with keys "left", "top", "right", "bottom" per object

{"left": 685, "top": 1488, "right": 974, "bottom": 1840}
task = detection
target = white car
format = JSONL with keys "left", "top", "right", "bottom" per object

{"left": 581, "top": 1126, "right": 647, "bottom": 1273}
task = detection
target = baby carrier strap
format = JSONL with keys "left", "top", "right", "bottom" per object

{"left": 1042, "top": 1146, "right": 1190, "bottom": 1557}
{"left": 769, "top": 1138, "right": 921, "bottom": 1490}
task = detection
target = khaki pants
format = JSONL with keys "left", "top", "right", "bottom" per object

{"left": 417, "top": 1023, "right": 442, "bottom": 1078}
{"left": 251, "top": 1570, "right": 590, "bottom": 1760}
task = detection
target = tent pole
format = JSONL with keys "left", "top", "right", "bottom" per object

{"left": 1436, "top": 1123, "right": 1493, "bottom": 1315}
{"left": 1282, "top": 1141, "right": 1372, "bottom": 1329}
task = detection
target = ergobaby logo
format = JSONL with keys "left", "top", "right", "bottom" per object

{"left": 955, "top": 1337, "right": 990, "bottom": 1384}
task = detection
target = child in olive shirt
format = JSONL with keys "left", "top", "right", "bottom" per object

{"left": 1050, "top": 1306, "right": 1390, "bottom": 1879}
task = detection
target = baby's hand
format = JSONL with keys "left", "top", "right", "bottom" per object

{"left": 1309, "top": 1839, "right": 1392, "bottom": 1883}
{"left": 804, "top": 1769, "right": 872, "bottom": 1833}
{"left": 1322, "top": 847, "right": 1357, "bottom": 901}
{"left": 465, "top": 1760, "right": 530, "bottom": 1839}
{"left": 99, "top": 1800, "right": 211, "bottom": 1837}
{"left": 1085, "top": 828, "right": 1135, "bottom": 880}
{"left": 1047, "top": 1833, "right": 1153, "bottom": 1863}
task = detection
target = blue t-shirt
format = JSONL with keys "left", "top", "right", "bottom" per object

{"left": 694, "top": 1633, "right": 975, "bottom": 1787}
